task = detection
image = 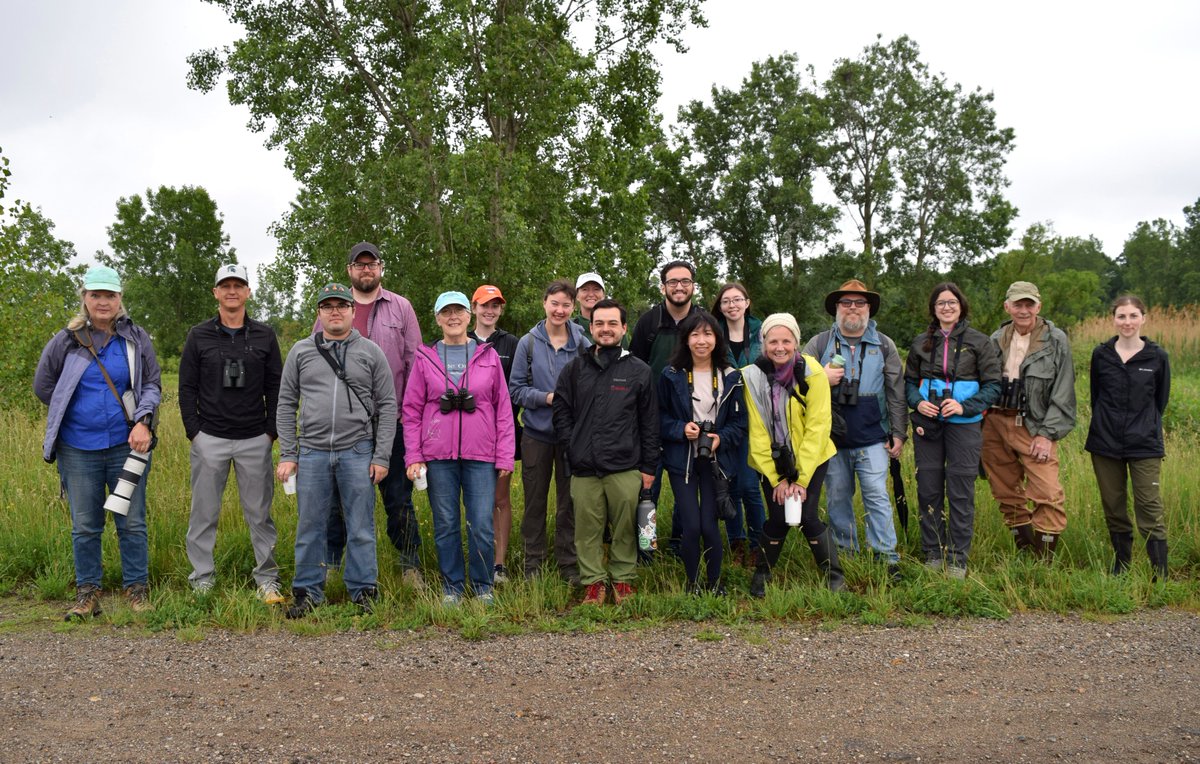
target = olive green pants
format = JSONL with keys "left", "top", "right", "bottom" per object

{"left": 1091, "top": 453, "right": 1166, "bottom": 540}
{"left": 571, "top": 470, "right": 640, "bottom": 585}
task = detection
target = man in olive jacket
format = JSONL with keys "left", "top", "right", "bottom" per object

{"left": 981, "top": 281, "right": 1076, "bottom": 559}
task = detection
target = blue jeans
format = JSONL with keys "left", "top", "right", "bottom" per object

{"left": 730, "top": 439, "right": 766, "bottom": 545}
{"left": 426, "top": 459, "right": 497, "bottom": 596}
{"left": 825, "top": 442, "right": 899, "bottom": 562}
{"left": 56, "top": 443, "right": 150, "bottom": 588}
{"left": 294, "top": 440, "right": 377, "bottom": 600}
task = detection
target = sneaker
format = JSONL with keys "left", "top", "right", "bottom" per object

{"left": 611, "top": 581, "right": 635, "bottom": 605}
{"left": 125, "top": 583, "right": 152, "bottom": 613}
{"left": 580, "top": 581, "right": 606, "bottom": 606}
{"left": 924, "top": 557, "right": 944, "bottom": 572}
{"left": 477, "top": 591, "right": 495, "bottom": 606}
{"left": 887, "top": 563, "right": 903, "bottom": 583}
{"left": 947, "top": 565, "right": 968, "bottom": 580}
{"left": 66, "top": 584, "right": 103, "bottom": 621}
{"left": 441, "top": 592, "right": 462, "bottom": 607}
{"left": 256, "top": 580, "right": 286, "bottom": 605}
{"left": 351, "top": 587, "right": 380, "bottom": 614}
{"left": 191, "top": 580, "right": 215, "bottom": 595}
{"left": 492, "top": 564, "right": 509, "bottom": 585}
{"left": 401, "top": 568, "right": 427, "bottom": 591}
{"left": 286, "top": 587, "right": 318, "bottom": 619}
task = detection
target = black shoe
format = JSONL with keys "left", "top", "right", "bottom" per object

{"left": 1110, "top": 531, "right": 1134, "bottom": 575}
{"left": 887, "top": 563, "right": 902, "bottom": 583}
{"left": 708, "top": 580, "right": 728, "bottom": 597}
{"left": 286, "top": 587, "right": 318, "bottom": 619}
{"left": 351, "top": 586, "right": 379, "bottom": 614}
{"left": 750, "top": 567, "right": 770, "bottom": 599}
{"left": 809, "top": 529, "right": 846, "bottom": 592}
{"left": 1146, "top": 538, "right": 1168, "bottom": 581}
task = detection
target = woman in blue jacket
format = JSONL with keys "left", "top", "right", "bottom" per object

{"left": 659, "top": 312, "right": 746, "bottom": 594}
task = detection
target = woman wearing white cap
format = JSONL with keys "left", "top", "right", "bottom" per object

{"left": 740, "top": 313, "right": 843, "bottom": 595}
{"left": 34, "top": 266, "right": 162, "bottom": 619}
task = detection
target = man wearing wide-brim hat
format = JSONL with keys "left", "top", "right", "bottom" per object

{"left": 803, "top": 279, "right": 908, "bottom": 578}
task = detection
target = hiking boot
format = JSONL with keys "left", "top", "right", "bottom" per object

{"left": 947, "top": 564, "right": 968, "bottom": 580}
{"left": 611, "top": 582, "right": 635, "bottom": 605}
{"left": 401, "top": 567, "right": 427, "bottom": 591}
{"left": 441, "top": 592, "right": 462, "bottom": 607}
{"left": 125, "top": 583, "right": 152, "bottom": 613}
{"left": 1033, "top": 532, "right": 1059, "bottom": 562}
{"left": 560, "top": 567, "right": 581, "bottom": 588}
{"left": 750, "top": 567, "right": 770, "bottom": 599}
{"left": 66, "top": 584, "right": 103, "bottom": 621}
{"left": 580, "top": 581, "right": 607, "bottom": 606}
{"left": 256, "top": 580, "right": 286, "bottom": 605}
{"left": 924, "top": 556, "right": 944, "bottom": 572}
{"left": 286, "top": 587, "right": 319, "bottom": 619}
{"left": 887, "top": 563, "right": 903, "bottom": 583}
{"left": 351, "top": 586, "right": 379, "bottom": 614}
{"left": 492, "top": 564, "right": 509, "bottom": 585}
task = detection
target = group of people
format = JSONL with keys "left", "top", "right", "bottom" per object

{"left": 35, "top": 247, "right": 1173, "bottom": 620}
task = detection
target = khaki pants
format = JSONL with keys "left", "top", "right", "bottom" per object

{"left": 571, "top": 470, "right": 640, "bottom": 585}
{"left": 981, "top": 413, "right": 1067, "bottom": 534}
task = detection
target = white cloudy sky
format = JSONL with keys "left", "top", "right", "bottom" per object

{"left": 3, "top": 1, "right": 1197, "bottom": 278}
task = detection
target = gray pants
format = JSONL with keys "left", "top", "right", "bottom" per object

{"left": 915, "top": 421, "right": 982, "bottom": 567}
{"left": 186, "top": 432, "right": 279, "bottom": 586}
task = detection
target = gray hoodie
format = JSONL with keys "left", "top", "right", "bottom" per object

{"left": 277, "top": 330, "right": 397, "bottom": 467}
{"left": 509, "top": 320, "right": 590, "bottom": 443}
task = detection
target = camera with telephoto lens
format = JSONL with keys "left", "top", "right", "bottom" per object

{"left": 836, "top": 377, "right": 860, "bottom": 406}
{"left": 439, "top": 390, "right": 477, "bottom": 414}
{"left": 695, "top": 420, "right": 716, "bottom": 459}
{"left": 999, "top": 377, "right": 1025, "bottom": 410}
{"left": 103, "top": 448, "right": 152, "bottom": 516}
{"left": 223, "top": 357, "right": 245, "bottom": 389}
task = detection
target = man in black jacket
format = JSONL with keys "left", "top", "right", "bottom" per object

{"left": 553, "top": 300, "right": 659, "bottom": 606}
{"left": 179, "top": 264, "right": 285, "bottom": 603}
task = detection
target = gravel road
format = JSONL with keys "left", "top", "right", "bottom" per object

{"left": 1, "top": 611, "right": 1198, "bottom": 763}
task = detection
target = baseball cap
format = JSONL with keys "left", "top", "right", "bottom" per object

{"left": 314, "top": 282, "right": 354, "bottom": 308}
{"left": 1006, "top": 281, "right": 1041, "bottom": 304}
{"left": 347, "top": 241, "right": 381, "bottom": 264}
{"left": 471, "top": 285, "right": 506, "bottom": 305}
{"left": 434, "top": 291, "right": 471, "bottom": 314}
{"left": 575, "top": 272, "right": 606, "bottom": 291}
{"left": 83, "top": 266, "right": 122, "bottom": 293}
{"left": 214, "top": 263, "right": 250, "bottom": 286}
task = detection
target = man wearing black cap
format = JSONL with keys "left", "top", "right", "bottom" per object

{"left": 322, "top": 242, "right": 425, "bottom": 588}
{"left": 179, "top": 264, "right": 285, "bottom": 603}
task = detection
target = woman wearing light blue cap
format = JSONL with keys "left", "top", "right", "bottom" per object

{"left": 34, "top": 266, "right": 162, "bottom": 619}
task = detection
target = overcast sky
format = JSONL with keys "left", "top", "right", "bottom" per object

{"left": 3, "top": 1, "right": 1197, "bottom": 278}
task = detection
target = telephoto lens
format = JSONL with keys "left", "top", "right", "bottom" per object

{"left": 103, "top": 450, "right": 152, "bottom": 516}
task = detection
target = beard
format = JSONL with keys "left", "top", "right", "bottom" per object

{"left": 839, "top": 314, "right": 867, "bottom": 335}
{"left": 351, "top": 272, "right": 380, "bottom": 293}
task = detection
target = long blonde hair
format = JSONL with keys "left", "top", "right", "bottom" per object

{"left": 66, "top": 287, "right": 129, "bottom": 332}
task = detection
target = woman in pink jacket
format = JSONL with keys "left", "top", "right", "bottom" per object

{"left": 405, "top": 292, "right": 515, "bottom": 605}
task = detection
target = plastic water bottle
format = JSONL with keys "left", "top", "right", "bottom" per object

{"left": 829, "top": 353, "right": 846, "bottom": 369}
{"left": 636, "top": 489, "right": 657, "bottom": 551}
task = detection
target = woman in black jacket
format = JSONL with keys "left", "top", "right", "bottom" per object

{"left": 1085, "top": 295, "right": 1171, "bottom": 578}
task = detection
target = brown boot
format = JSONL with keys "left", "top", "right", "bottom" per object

{"left": 1032, "top": 531, "right": 1059, "bottom": 562}
{"left": 729, "top": 539, "right": 750, "bottom": 568}
{"left": 66, "top": 584, "right": 103, "bottom": 621}
{"left": 1010, "top": 524, "right": 1036, "bottom": 554}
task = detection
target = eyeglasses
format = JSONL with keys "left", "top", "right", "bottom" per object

{"left": 720, "top": 296, "right": 747, "bottom": 307}
{"left": 319, "top": 303, "right": 353, "bottom": 313}
{"left": 936, "top": 300, "right": 960, "bottom": 309}
{"left": 837, "top": 298, "right": 869, "bottom": 308}
{"left": 665, "top": 278, "right": 694, "bottom": 288}
{"left": 350, "top": 261, "right": 382, "bottom": 271}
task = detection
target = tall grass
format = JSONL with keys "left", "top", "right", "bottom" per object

{"left": 2, "top": 333, "right": 1197, "bottom": 637}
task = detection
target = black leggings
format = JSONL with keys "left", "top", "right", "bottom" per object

{"left": 759, "top": 460, "right": 830, "bottom": 565}
{"left": 668, "top": 458, "right": 723, "bottom": 585}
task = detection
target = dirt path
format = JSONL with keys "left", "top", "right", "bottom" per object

{"left": 1, "top": 611, "right": 1198, "bottom": 763}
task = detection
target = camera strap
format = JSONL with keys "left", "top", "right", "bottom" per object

{"left": 314, "top": 336, "right": 376, "bottom": 421}
{"left": 73, "top": 328, "right": 135, "bottom": 429}
{"left": 686, "top": 367, "right": 720, "bottom": 421}
{"left": 832, "top": 336, "right": 866, "bottom": 383}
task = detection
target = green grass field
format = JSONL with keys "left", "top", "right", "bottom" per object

{"left": 2, "top": 314, "right": 1197, "bottom": 638}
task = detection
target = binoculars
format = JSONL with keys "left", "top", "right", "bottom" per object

{"left": 439, "top": 390, "right": 477, "bottom": 414}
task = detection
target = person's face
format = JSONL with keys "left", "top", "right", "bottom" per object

{"left": 718, "top": 289, "right": 748, "bottom": 322}
{"left": 318, "top": 299, "right": 354, "bottom": 335}
{"left": 764, "top": 326, "right": 797, "bottom": 366}
{"left": 347, "top": 256, "right": 383, "bottom": 292}
{"left": 474, "top": 299, "right": 504, "bottom": 329}
{"left": 591, "top": 307, "right": 626, "bottom": 348}
{"left": 1004, "top": 298, "right": 1041, "bottom": 334}
{"left": 1113, "top": 303, "right": 1146, "bottom": 339}
{"left": 687, "top": 323, "right": 717, "bottom": 364}
{"left": 437, "top": 304, "right": 470, "bottom": 338}
{"left": 934, "top": 290, "right": 962, "bottom": 327}
{"left": 213, "top": 279, "right": 250, "bottom": 312}
{"left": 834, "top": 293, "right": 869, "bottom": 335}
{"left": 661, "top": 266, "right": 695, "bottom": 307}
{"left": 84, "top": 290, "right": 122, "bottom": 326}
{"left": 577, "top": 282, "right": 605, "bottom": 313}
{"left": 543, "top": 290, "right": 574, "bottom": 327}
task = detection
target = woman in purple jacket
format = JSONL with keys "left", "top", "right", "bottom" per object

{"left": 405, "top": 292, "right": 516, "bottom": 605}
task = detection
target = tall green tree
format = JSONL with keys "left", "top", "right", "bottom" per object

{"left": 823, "top": 35, "right": 1016, "bottom": 275}
{"left": 101, "top": 185, "right": 234, "bottom": 356}
{"left": 188, "top": 0, "right": 704, "bottom": 332}
{"left": 1119, "top": 218, "right": 1178, "bottom": 308}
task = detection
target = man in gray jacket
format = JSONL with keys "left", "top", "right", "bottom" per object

{"left": 276, "top": 283, "right": 397, "bottom": 617}
{"left": 981, "top": 281, "right": 1076, "bottom": 560}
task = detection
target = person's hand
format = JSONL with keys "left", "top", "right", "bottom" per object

{"left": 370, "top": 464, "right": 389, "bottom": 485}
{"left": 640, "top": 472, "right": 655, "bottom": 490}
{"left": 709, "top": 433, "right": 721, "bottom": 452}
{"left": 939, "top": 398, "right": 963, "bottom": 417}
{"left": 128, "top": 422, "right": 153, "bottom": 453}
{"left": 794, "top": 483, "right": 807, "bottom": 502}
{"left": 772, "top": 480, "right": 792, "bottom": 506}
{"left": 1029, "top": 435, "right": 1053, "bottom": 463}
{"left": 545, "top": 392, "right": 554, "bottom": 405}
{"left": 887, "top": 437, "right": 904, "bottom": 459}
{"left": 917, "top": 400, "right": 940, "bottom": 417}
{"left": 683, "top": 421, "right": 700, "bottom": 440}
{"left": 407, "top": 462, "right": 427, "bottom": 481}
{"left": 499, "top": 469, "right": 512, "bottom": 478}
{"left": 276, "top": 462, "right": 296, "bottom": 482}
{"left": 824, "top": 365, "right": 845, "bottom": 386}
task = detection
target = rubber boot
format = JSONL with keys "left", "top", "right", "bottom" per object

{"left": 1032, "top": 531, "right": 1059, "bottom": 562}
{"left": 1109, "top": 531, "right": 1134, "bottom": 575}
{"left": 1146, "top": 538, "right": 1168, "bottom": 581}
{"left": 808, "top": 529, "right": 846, "bottom": 592}
{"left": 1011, "top": 524, "right": 1036, "bottom": 554}
{"left": 749, "top": 534, "right": 785, "bottom": 599}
